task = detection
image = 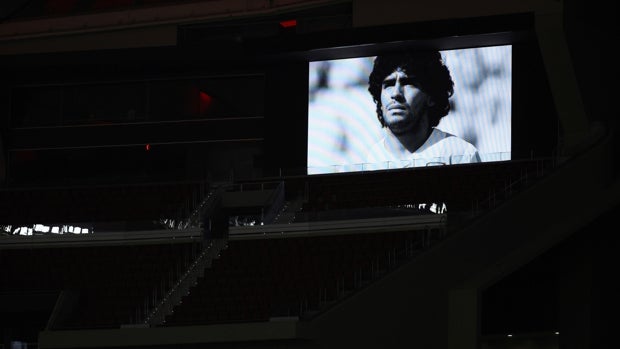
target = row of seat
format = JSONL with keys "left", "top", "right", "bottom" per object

{"left": 0, "top": 182, "right": 208, "bottom": 227}
{"left": 0, "top": 241, "right": 202, "bottom": 329}
{"left": 162, "top": 230, "right": 429, "bottom": 325}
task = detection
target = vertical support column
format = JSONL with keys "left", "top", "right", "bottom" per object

{"left": 448, "top": 288, "right": 479, "bottom": 349}
{"left": 557, "top": 240, "right": 592, "bottom": 349}
{"left": 535, "top": 12, "right": 589, "bottom": 156}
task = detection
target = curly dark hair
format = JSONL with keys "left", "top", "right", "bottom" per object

{"left": 368, "top": 51, "right": 454, "bottom": 128}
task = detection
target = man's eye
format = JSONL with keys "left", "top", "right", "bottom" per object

{"left": 401, "top": 78, "right": 417, "bottom": 86}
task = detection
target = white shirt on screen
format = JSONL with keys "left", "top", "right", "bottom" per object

{"left": 363, "top": 128, "right": 481, "bottom": 170}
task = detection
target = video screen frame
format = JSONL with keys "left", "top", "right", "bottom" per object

{"left": 307, "top": 45, "right": 512, "bottom": 175}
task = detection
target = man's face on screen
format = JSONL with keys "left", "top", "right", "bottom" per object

{"left": 380, "top": 68, "right": 430, "bottom": 135}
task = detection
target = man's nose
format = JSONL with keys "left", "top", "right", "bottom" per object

{"left": 390, "top": 82, "right": 404, "bottom": 98}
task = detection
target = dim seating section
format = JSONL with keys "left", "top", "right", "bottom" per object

{"left": 0, "top": 242, "right": 201, "bottom": 328}
{"left": 163, "top": 230, "right": 434, "bottom": 326}
{"left": 0, "top": 229, "right": 435, "bottom": 329}
{"left": 0, "top": 157, "right": 552, "bottom": 329}
{"left": 0, "top": 157, "right": 549, "bottom": 230}
{"left": 0, "top": 181, "right": 205, "bottom": 229}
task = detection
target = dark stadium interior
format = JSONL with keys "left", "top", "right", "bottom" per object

{"left": 1, "top": 0, "right": 618, "bottom": 349}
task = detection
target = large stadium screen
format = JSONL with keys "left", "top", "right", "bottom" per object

{"left": 307, "top": 45, "right": 511, "bottom": 175}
